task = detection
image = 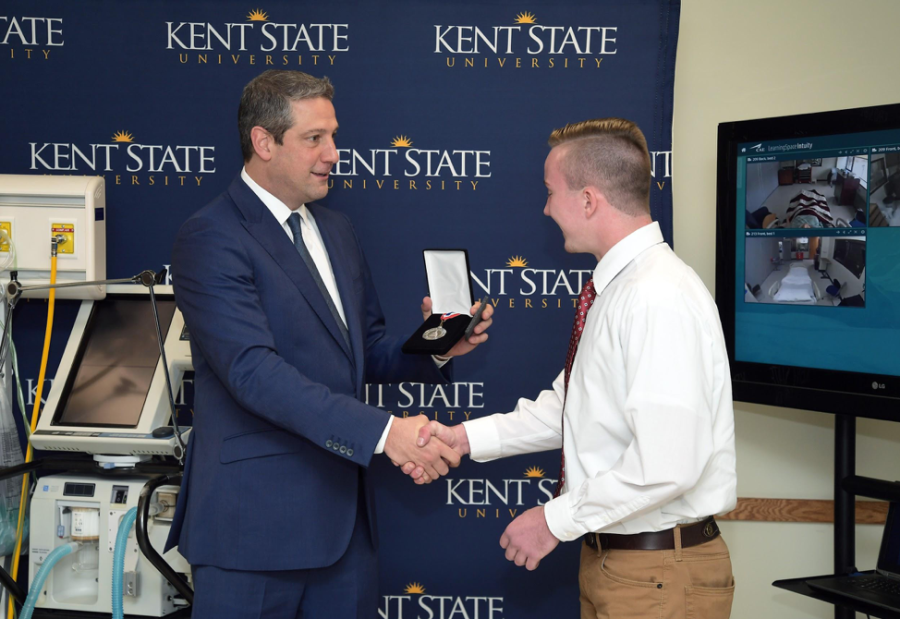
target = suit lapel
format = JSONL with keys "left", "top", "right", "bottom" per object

{"left": 312, "top": 205, "right": 365, "bottom": 380}
{"left": 229, "top": 177, "right": 353, "bottom": 363}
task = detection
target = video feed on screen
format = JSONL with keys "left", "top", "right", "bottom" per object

{"left": 745, "top": 157, "right": 867, "bottom": 229}
{"left": 744, "top": 235, "right": 866, "bottom": 307}
{"left": 868, "top": 151, "right": 900, "bottom": 227}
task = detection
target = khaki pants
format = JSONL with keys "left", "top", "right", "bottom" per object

{"left": 579, "top": 530, "right": 735, "bottom": 619}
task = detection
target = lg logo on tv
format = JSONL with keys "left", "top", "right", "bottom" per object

{"left": 872, "top": 381, "right": 886, "bottom": 390}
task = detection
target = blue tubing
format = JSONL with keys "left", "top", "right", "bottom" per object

{"left": 19, "top": 542, "right": 78, "bottom": 619}
{"left": 112, "top": 507, "right": 138, "bottom": 619}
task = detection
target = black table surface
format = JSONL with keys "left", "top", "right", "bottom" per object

{"left": 774, "top": 571, "right": 900, "bottom": 619}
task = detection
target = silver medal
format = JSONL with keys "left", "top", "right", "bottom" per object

{"left": 422, "top": 326, "right": 447, "bottom": 340}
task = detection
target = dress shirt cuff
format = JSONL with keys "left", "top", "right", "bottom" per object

{"left": 374, "top": 416, "right": 394, "bottom": 455}
{"left": 543, "top": 494, "right": 585, "bottom": 542}
{"left": 432, "top": 355, "right": 450, "bottom": 368}
{"left": 461, "top": 416, "right": 503, "bottom": 462}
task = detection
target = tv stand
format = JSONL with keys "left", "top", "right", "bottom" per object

{"left": 773, "top": 414, "right": 900, "bottom": 619}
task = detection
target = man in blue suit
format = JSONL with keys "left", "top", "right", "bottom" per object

{"left": 166, "top": 70, "right": 493, "bottom": 618}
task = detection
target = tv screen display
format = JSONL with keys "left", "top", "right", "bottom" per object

{"left": 716, "top": 103, "right": 900, "bottom": 420}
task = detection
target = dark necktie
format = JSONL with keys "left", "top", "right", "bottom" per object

{"left": 286, "top": 212, "right": 351, "bottom": 349}
{"left": 554, "top": 277, "right": 597, "bottom": 497}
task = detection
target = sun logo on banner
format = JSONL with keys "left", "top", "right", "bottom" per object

{"left": 506, "top": 255, "right": 528, "bottom": 267}
{"left": 391, "top": 135, "right": 413, "bottom": 148}
{"left": 111, "top": 131, "right": 135, "bottom": 143}
{"left": 404, "top": 582, "right": 426, "bottom": 594}
{"left": 246, "top": 8, "right": 269, "bottom": 21}
{"left": 524, "top": 466, "right": 545, "bottom": 478}
{"left": 514, "top": 11, "right": 537, "bottom": 24}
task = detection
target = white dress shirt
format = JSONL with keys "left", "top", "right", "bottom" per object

{"left": 463, "top": 222, "right": 737, "bottom": 542}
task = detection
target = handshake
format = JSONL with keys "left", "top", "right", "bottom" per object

{"left": 383, "top": 414, "right": 561, "bottom": 571}
{"left": 379, "top": 296, "right": 493, "bottom": 483}
{"left": 383, "top": 416, "right": 468, "bottom": 484}
{"left": 375, "top": 299, "right": 561, "bottom": 572}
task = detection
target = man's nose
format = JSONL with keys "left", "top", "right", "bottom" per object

{"left": 321, "top": 138, "right": 338, "bottom": 164}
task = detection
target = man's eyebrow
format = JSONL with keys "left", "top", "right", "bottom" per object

{"left": 301, "top": 125, "right": 339, "bottom": 135}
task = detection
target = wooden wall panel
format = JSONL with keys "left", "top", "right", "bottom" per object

{"left": 719, "top": 498, "right": 887, "bottom": 524}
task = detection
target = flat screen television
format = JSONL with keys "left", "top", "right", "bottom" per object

{"left": 716, "top": 102, "right": 900, "bottom": 421}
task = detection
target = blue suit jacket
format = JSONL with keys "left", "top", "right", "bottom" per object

{"left": 165, "top": 176, "right": 448, "bottom": 570}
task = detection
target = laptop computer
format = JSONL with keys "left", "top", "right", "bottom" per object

{"left": 807, "top": 501, "right": 900, "bottom": 614}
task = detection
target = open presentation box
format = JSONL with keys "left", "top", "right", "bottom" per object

{"left": 402, "top": 249, "right": 482, "bottom": 356}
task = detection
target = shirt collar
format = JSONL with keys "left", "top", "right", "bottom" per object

{"left": 241, "top": 167, "right": 309, "bottom": 226}
{"left": 591, "top": 221, "right": 664, "bottom": 295}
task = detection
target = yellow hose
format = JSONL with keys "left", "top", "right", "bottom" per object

{"left": 8, "top": 252, "right": 57, "bottom": 619}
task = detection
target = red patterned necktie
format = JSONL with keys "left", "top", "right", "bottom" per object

{"left": 554, "top": 277, "right": 597, "bottom": 497}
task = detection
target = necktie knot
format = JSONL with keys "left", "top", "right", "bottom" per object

{"left": 287, "top": 211, "right": 304, "bottom": 241}
{"left": 580, "top": 277, "right": 596, "bottom": 301}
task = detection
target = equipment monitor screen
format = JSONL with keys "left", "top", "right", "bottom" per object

{"left": 53, "top": 297, "right": 175, "bottom": 428}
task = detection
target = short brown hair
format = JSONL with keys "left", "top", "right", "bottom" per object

{"left": 238, "top": 70, "right": 335, "bottom": 162}
{"left": 548, "top": 118, "right": 651, "bottom": 216}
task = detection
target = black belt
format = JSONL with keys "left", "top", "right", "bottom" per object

{"left": 584, "top": 516, "right": 720, "bottom": 551}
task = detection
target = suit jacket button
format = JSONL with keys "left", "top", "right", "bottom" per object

{"left": 347, "top": 448, "right": 354, "bottom": 456}
{"left": 339, "top": 446, "right": 347, "bottom": 454}
{"left": 326, "top": 440, "right": 333, "bottom": 448}
{"left": 333, "top": 443, "right": 340, "bottom": 451}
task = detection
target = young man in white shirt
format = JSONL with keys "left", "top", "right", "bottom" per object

{"left": 408, "top": 118, "right": 737, "bottom": 619}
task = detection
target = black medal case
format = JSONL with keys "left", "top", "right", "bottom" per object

{"left": 402, "top": 249, "right": 476, "bottom": 356}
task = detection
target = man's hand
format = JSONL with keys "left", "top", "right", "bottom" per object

{"left": 400, "top": 421, "right": 470, "bottom": 484}
{"left": 384, "top": 415, "right": 460, "bottom": 483}
{"left": 499, "top": 506, "right": 559, "bottom": 571}
{"left": 421, "top": 297, "right": 494, "bottom": 358}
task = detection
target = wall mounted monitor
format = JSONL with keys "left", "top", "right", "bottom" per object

{"left": 716, "top": 102, "right": 900, "bottom": 420}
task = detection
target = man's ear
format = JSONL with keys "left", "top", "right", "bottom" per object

{"left": 583, "top": 186, "right": 605, "bottom": 219}
{"left": 250, "top": 126, "right": 275, "bottom": 162}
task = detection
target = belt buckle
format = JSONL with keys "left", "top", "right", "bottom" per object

{"left": 702, "top": 520, "right": 716, "bottom": 538}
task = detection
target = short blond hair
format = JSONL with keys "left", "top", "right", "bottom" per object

{"left": 548, "top": 118, "right": 651, "bottom": 216}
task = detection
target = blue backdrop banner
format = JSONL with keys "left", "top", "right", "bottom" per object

{"left": 1, "top": 1, "right": 679, "bottom": 616}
